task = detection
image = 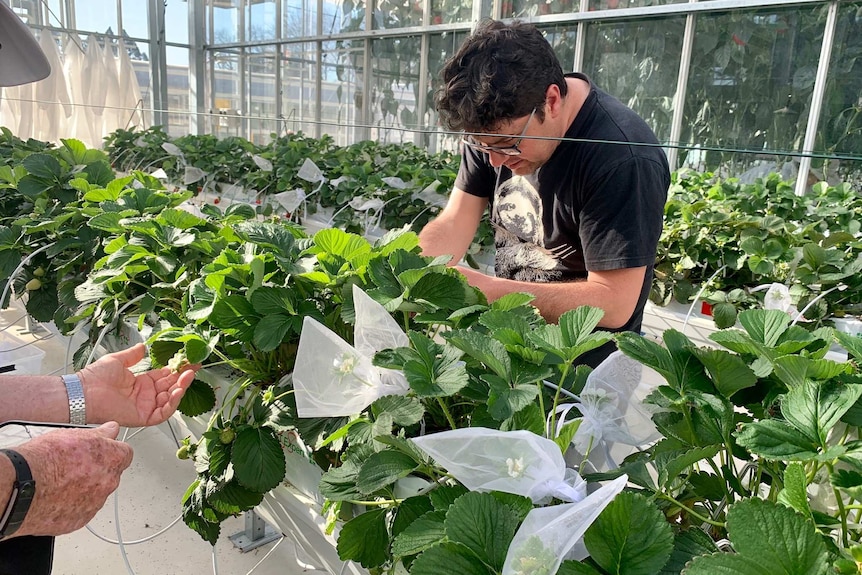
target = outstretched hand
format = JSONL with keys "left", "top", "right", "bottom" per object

{"left": 77, "top": 343, "right": 199, "bottom": 427}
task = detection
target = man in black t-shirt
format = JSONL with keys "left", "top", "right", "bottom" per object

{"left": 418, "top": 19, "right": 669, "bottom": 367}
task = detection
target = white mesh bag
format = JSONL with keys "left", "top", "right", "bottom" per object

{"left": 292, "top": 286, "right": 409, "bottom": 417}
{"left": 411, "top": 427, "right": 586, "bottom": 503}
{"left": 502, "top": 475, "right": 628, "bottom": 575}
{"left": 552, "top": 351, "right": 660, "bottom": 472}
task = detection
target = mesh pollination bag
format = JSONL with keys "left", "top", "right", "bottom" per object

{"left": 551, "top": 350, "right": 661, "bottom": 472}
{"left": 502, "top": 475, "right": 629, "bottom": 575}
{"left": 411, "top": 427, "right": 587, "bottom": 504}
{"left": 292, "top": 285, "right": 409, "bottom": 417}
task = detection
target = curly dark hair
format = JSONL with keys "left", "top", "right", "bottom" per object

{"left": 435, "top": 19, "right": 567, "bottom": 134}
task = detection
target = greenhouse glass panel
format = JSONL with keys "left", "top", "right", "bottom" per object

{"left": 502, "top": 0, "right": 578, "bottom": 21}
{"left": 282, "top": 0, "right": 318, "bottom": 37}
{"left": 246, "top": 47, "right": 279, "bottom": 145}
{"left": 211, "top": 0, "right": 240, "bottom": 44}
{"left": 246, "top": 0, "right": 277, "bottom": 42}
{"left": 425, "top": 30, "right": 468, "bottom": 152}
{"left": 581, "top": 16, "right": 683, "bottom": 144}
{"left": 212, "top": 50, "right": 242, "bottom": 137}
{"left": 121, "top": 0, "right": 148, "bottom": 40}
{"left": 320, "top": 39, "right": 364, "bottom": 145}
{"left": 165, "top": 1, "right": 189, "bottom": 44}
{"left": 680, "top": 6, "right": 826, "bottom": 176}
{"left": 374, "top": 0, "right": 422, "bottom": 29}
{"left": 324, "top": 0, "right": 365, "bottom": 34}
{"left": 369, "top": 36, "right": 421, "bottom": 144}
{"left": 73, "top": 0, "right": 118, "bottom": 34}
{"left": 281, "top": 42, "right": 318, "bottom": 136}
{"left": 430, "top": 0, "right": 471, "bottom": 25}
{"left": 166, "top": 46, "right": 191, "bottom": 137}
{"left": 11, "top": 0, "right": 38, "bottom": 26}
{"left": 42, "top": 0, "right": 65, "bottom": 27}
{"left": 539, "top": 23, "right": 578, "bottom": 74}
{"left": 587, "top": 0, "right": 686, "bottom": 10}
{"left": 817, "top": 2, "right": 862, "bottom": 181}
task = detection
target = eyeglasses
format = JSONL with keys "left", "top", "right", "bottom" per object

{"left": 461, "top": 108, "right": 536, "bottom": 156}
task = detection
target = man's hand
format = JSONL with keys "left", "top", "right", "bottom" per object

{"left": 14, "top": 423, "right": 133, "bottom": 537}
{"left": 78, "top": 343, "right": 199, "bottom": 427}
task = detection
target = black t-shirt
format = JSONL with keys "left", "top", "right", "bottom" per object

{"left": 455, "top": 73, "right": 669, "bottom": 361}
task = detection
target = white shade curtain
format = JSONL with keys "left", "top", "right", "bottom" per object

{"left": 0, "top": 30, "right": 144, "bottom": 147}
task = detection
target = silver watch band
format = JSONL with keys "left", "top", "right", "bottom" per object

{"left": 61, "top": 374, "right": 87, "bottom": 425}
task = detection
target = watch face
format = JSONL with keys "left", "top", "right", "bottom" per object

{"left": 18, "top": 481, "right": 35, "bottom": 499}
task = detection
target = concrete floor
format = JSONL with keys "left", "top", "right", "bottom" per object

{"left": 0, "top": 304, "right": 324, "bottom": 575}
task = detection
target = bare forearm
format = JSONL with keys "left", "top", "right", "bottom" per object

{"left": 418, "top": 218, "right": 468, "bottom": 264}
{"left": 459, "top": 267, "right": 644, "bottom": 328}
{"left": 0, "top": 375, "right": 71, "bottom": 424}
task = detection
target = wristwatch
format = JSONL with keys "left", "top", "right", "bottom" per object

{"left": 61, "top": 373, "right": 87, "bottom": 425}
{"left": 0, "top": 449, "right": 35, "bottom": 540}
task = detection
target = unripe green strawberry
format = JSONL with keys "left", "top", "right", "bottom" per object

{"left": 33, "top": 267, "right": 45, "bottom": 277}
{"left": 176, "top": 445, "right": 190, "bottom": 460}
{"left": 219, "top": 428, "right": 235, "bottom": 445}
{"left": 25, "top": 278, "right": 42, "bottom": 291}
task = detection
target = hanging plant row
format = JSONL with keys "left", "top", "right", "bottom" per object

{"left": 6, "top": 128, "right": 862, "bottom": 574}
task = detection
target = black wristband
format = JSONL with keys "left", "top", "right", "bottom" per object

{"left": 0, "top": 449, "right": 35, "bottom": 540}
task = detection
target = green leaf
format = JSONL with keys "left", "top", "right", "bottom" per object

{"left": 738, "top": 309, "right": 790, "bottom": 347}
{"left": 711, "top": 302, "right": 737, "bottom": 329}
{"left": 319, "top": 460, "right": 362, "bottom": 501}
{"left": 445, "top": 329, "right": 511, "bottom": 379}
{"left": 391, "top": 495, "right": 434, "bottom": 539}
{"left": 207, "top": 480, "right": 265, "bottom": 515}
{"left": 659, "top": 529, "right": 719, "bottom": 575}
{"left": 485, "top": 375, "right": 540, "bottom": 421}
{"left": 429, "top": 484, "right": 469, "bottom": 511}
{"left": 491, "top": 292, "right": 536, "bottom": 311}
{"left": 336, "top": 508, "right": 390, "bottom": 568}
{"left": 409, "top": 273, "right": 466, "bottom": 310}
{"left": 558, "top": 561, "right": 604, "bottom": 575}
{"left": 230, "top": 426, "right": 286, "bottom": 492}
{"left": 22, "top": 153, "right": 62, "bottom": 180}
{"left": 783, "top": 380, "right": 862, "bottom": 445}
{"left": 584, "top": 491, "right": 674, "bottom": 575}
{"left": 391, "top": 510, "right": 447, "bottom": 557}
{"left": 209, "top": 295, "right": 258, "bottom": 342}
{"left": 501, "top": 402, "right": 546, "bottom": 436}
{"left": 735, "top": 419, "right": 819, "bottom": 461}
{"left": 684, "top": 499, "right": 829, "bottom": 575}
{"left": 657, "top": 445, "right": 721, "bottom": 489}
{"left": 250, "top": 286, "right": 296, "bottom": 316}
{"left": 553, "top": 420, "right": 582, "bottom": 455}
{"left": 315, "top": 228, "right": 371, "bottom": 261}
{"left": 403, "top": 332, "right": 468, "bottom": 397}
{"left": 371, "top": 395, "right": 425, "bottom": 427}
{"left": 444, "top": 492, "right": 520, "bottom": 571}
{"left": 252, "top": 314, "right": 293, "bottom": 352}
{"left": 778, "top": 462, "right": 812, "bottom": 520}
{"left": 356, "top": 450, "right": 418, "bottom": 494}
{"left": 160, "top": 207, "right": 207, "bottom": 229}
{"left": 831, "top": 469, "right": 862, "bottom": 500}
{"left": 559, "top": 306, "right": 605, "bottom": 346}
{"left": 177, "top": 377, "right": 217, "bottom": 417}
{"left": 692, "top": 348, "right": 757, "bottom": 398}
{"left": 835, "top": 330, "right": 862, "bottom": 360}
{"left": 409, "top": 542, "right": 494, "bottom": 575}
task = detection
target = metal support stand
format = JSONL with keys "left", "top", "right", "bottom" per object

{"left": 229, "top": 510, "right": 280, "bottom": 552}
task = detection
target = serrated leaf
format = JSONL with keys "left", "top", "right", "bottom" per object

{"left": 356, "top": 450, "right": 418, "bottom": 494}
{"left": 831, "top": 469, "right": 862, "bottom": 499}
{"left": 444, "top": 491, "right": 520, "bottom": 571}
{"left": 778, "top": 462, "right": 812, "bottom": 519}
{"left": 231, "top": 426, "right": 286, "bottom": 492}
{"left": 207, "top": 480, "right": 264, "bottom": 515}
{"left": 485, "top": 375, "right": 539, "bottom": 421}
{"left": 177, "top": 377, "right": 216, "bottom": 417}
{"left": 783, "top": 380, "right": 862, "bottom": 445}
{"left": 584, "top": 491, "right": 674, "bottom": 575}
{"left": 735, "top": 419, "right": 819, "bottom": 461}
{"left": 371, "top": 394, "right": 425, "bottom": 426}
{"left": 429, "top": 484, "right": 469, "bottom": 510}
{"left": 685, "top": 499, "right": 829, "bottom": 575}
{"left": 391, "top": 510, "right": 447, "bottom": 557}
{"left": 692, "top": 348, "right": 757, "bottom": 398}
{"left": 491, "top": 292, "right": 535, "bottom": 311}
{"left": 319, "top": 460, "right": 362, "bottom": 501}
{"left": 445, "top": 329, "right": 511, "bottom": 379}
{"left": 409, "top": 273, "right": 465, "bottom": 310}
{"left": 403, "top": 332, "right": 468, "bottom": 397}
{"left": 658, "top": 528, "right": 719, "bottom": 575}
{"left": 657, "top": 445, "right": 721, "bottom": 489}
{"left": 252, "top": 314, "right": 293, "bottom": 352}
{"left": 336, "top": 508, "right": 390, "bottom": 568}
{"left": 711, "top": 302, "right": 737, "bottom": 329}
{"left": 410, "top": 542, "right": 494, "bottom": 575}
{"left": 738, "top": 309, "right": 790, "bottom": 347}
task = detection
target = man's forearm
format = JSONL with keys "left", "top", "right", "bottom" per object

{"left": 0, "top": 375, "right": 71, "bottom": 424}
{"left": 459, "top": 267, "right": 645, "bottom": 328}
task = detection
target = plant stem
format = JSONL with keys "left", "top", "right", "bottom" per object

{"left": 347, "top": 498, "right": 403, "bottom": 506}
{"left": 547, "top": 363, "right": 570, "bottom": 437}
{"left": 436, "top": 398, "right": 457, "bottom": 430}
{"left": 658, "top": 493, "right": 726, "bottom": 528}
